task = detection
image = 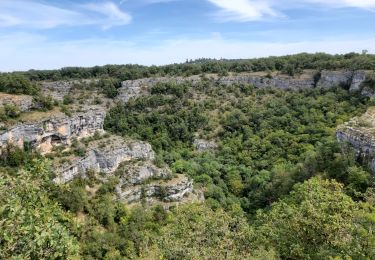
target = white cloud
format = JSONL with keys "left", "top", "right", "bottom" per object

{"left": 207, "top": 0, "right": 281, "bottom": 22}
{"left": 83, "top": 2, "right": 132, "bottom": 29}
{"left": 303, "top": 0, "right": 375, "bottom": 9}
{"left": 207, "top": 0, "right": 375, "bottom": 23}
{"left": 0, "top": 0, "right": 131, "bottom": 29}
{"left": 0, "top": 33, "right": 374, "bottom": 71}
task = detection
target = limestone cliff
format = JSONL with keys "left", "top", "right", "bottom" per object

{"left": 53, "top": 135, "right": 199, "bottom": 205}
{"left": 116, "top": 70, "right": 369, "bottom": 103}
{"left": 0, "top": 107, "right": 105, "bottom": 154}
{"left": 54, "top": 136, "right": 155, "bottom": 183}
{"left": 336, "top": 107, "right": 375, "bottom": 172}
{"left": 115, "top": 161, "right": 197, "bottom": 204}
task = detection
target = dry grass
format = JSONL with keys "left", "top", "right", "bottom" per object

{"left": 17, "top": 107, "right": 64, "bottom": 123}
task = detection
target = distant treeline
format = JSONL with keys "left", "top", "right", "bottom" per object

{"left": 9, "top": 52, "right": 375, "bottom": 81}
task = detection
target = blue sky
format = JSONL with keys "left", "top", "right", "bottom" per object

{"left": 0, "top": 0, "right": 375, "bottom": 71}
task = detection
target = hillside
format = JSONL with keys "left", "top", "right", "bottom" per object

{"left": 1, "top": 54, "right": 375, "bottom": 259}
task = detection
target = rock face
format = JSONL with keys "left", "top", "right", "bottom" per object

{"left": 116, "top": 161, "right": 171, "bottom": 186}
{"left": 193, "top": 139, "right": 218, "bottom": 152}
{"left": 336, "top": 107, "right": 375, "bottom": 173}
{"left": 0, "top": 93, "right": 34, "bottom": 112}
{"left": 40, "top": 79, "right": 99, "bottom": 101}
{"left": 54, "top": 136, "right": 155, "bottom": 183}
{"left": 116, "top": 172, "right": 194, "bottom": 204}
{"left": 114, "top": 160, "right": 199, "bottom": 205}
{"left": 350, "top": 71, "right": 368, "bottom": 92}
{"left": 41, "top": 81, "right": 74, "bottom": 101}
{"left": 317, "top": 70, "right": 353, "bottom": 89}
{"left": 317, "top": 70, "right": 368, "bottom": 91}
{"left": 116, "top": 70, "right": 369, "bottom": 103}
{"left": 0, "top": 107, "right": 105, "bottom": 154}
{"left": 54, "top": 135, "right": 198, "bottom": 205}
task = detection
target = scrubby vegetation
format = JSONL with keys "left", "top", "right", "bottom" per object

{"left": 0, "top": 73, "right": 40, "bottom": 95}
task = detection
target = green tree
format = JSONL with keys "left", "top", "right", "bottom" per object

{"left": 255, "top": 177, "right": 375, "bottom": 259}
{"left": 0, "top": 159, "right": 79, "bottom": 258}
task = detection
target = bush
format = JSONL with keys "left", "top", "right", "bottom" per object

{"left": 4, "top": 104, "right": 20, "bottom": 118}
{"left": 0, "top": 73, "right": 40, "bottom": 95}
{"left": 63, "top": 95, "right": 74, "bottom": 105}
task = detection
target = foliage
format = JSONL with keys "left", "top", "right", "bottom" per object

{"left": 0, "top": 159, "right": 79, "bottom": 258}
{"left": 147, "top": 203, "right": 259, "bottom": 259}
{"left": 254, "top": 177, "right": 375, "bottom": 259}
{"left": 16, "top": 52, "right": 375, "bottom": 81}
{"left": 105, "top": 81, "right": 371, "bottom": 213}
{"left": 0, "top": 73, "right": 40, "bottom": 95}
{"left": 63, "top": 94, "right": 74, "bottom": 105}
{"left": 98, "top": 77, "right": 121, "bottom": 98}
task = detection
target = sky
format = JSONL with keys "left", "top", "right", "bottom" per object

{"left": 0, "top": 0, "right": 375, "bottom": 71}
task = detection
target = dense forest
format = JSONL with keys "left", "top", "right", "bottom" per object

{"left": 1, "top": 53, "right": 375, "bottom": 259}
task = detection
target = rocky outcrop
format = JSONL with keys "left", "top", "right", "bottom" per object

{"left": 116, "top": 74, "right": 315, "bottom": 103}
{"left": 116, "top": 173, "right": 194, "bottom": 204}
{"left": 317, "top": 70, "right": 352, "bottom": 89}
{"left": 317, "top": 70, "right": 367, "bottom": 91}
{"left": 116, "top": 70, "right": 369, "bottom": 103}
{"left": 350, "top": 71, "right": 367, "bottom": 92}
{"left": 115, "top": 161, "right": 171, "bottom": 186}
{"left": 114, "top": 160, "right": 201, "bottom": 205}
{"left": 41, "top": 81, "right": 74, "bottom": 101}
{"left": 336, "top": 107, "right": 375, "bottom": 173}
{"left": 54, "top": 136, "right": 154, "bottom": 183}
{"left": 0, "top": 93, "right": 34, "bottom": 112}
{"left": 193, "top": 139, "right": 218, "bottom": 152}
{"left": 40, "top": 79, "right": 99, "bottom": 101}
{"left": 55, "top": 135, "right": 198, "bottom": 205}
{"left": 0, "top": 107, "right": 105, "bottom": 154}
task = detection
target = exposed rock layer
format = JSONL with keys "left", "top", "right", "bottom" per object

{"left": 116, "top": 70, "right": 370, "bottom": 103}
{"left": 336, "top": 107, "right": 375, "bottom": 173}
{"left": 0, "top": 107, "right": 105, "bottom": 154}
{"left": 54, "top": 136, "right": 155, "bottom": 183}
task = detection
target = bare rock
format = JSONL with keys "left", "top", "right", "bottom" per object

{"left": 116, "top": 70, "right": 369, "bottom": 103}
{"left": 350, "top": 71, "right": 367, "bottom": 92}
{"left": 0, "top": 93, "right": 34, "bottom": 112}
{"left": 54, "top": 136, "right": 155, "bottom": 183}
{"left": 317, "top": 70, "right": 353, "bottom": 89}
{"left": 40, "top": 79, "right": 99, "bottom": 101}
{"left": 193, "top": 139, "right": 218, "bottom": 151}
{"left": 116, "top": 174, "right": 193, "bottom": 204}
{"left": 116, "top": 161, "right": 172, "bottom": 186}
{"left": 0, "top": 107, "right": 105, "bottom": 154}
{"left": 336, "top": 107, "right": 375, "bottom": 173}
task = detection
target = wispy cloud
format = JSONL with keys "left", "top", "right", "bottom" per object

{"left": 83, "top": 2, "right": 132, "bottom": 29}
{"left": 207, "top": 0, "right": 375, "bottom": 23}
{"left": 0, "top": 0, "right": 131, "bottom": 29}
{"left": 303, "top": 0, "right": 375, "bottom": 9}
{"left": 207, "top": 0, "right": 281, "bottom": 22}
